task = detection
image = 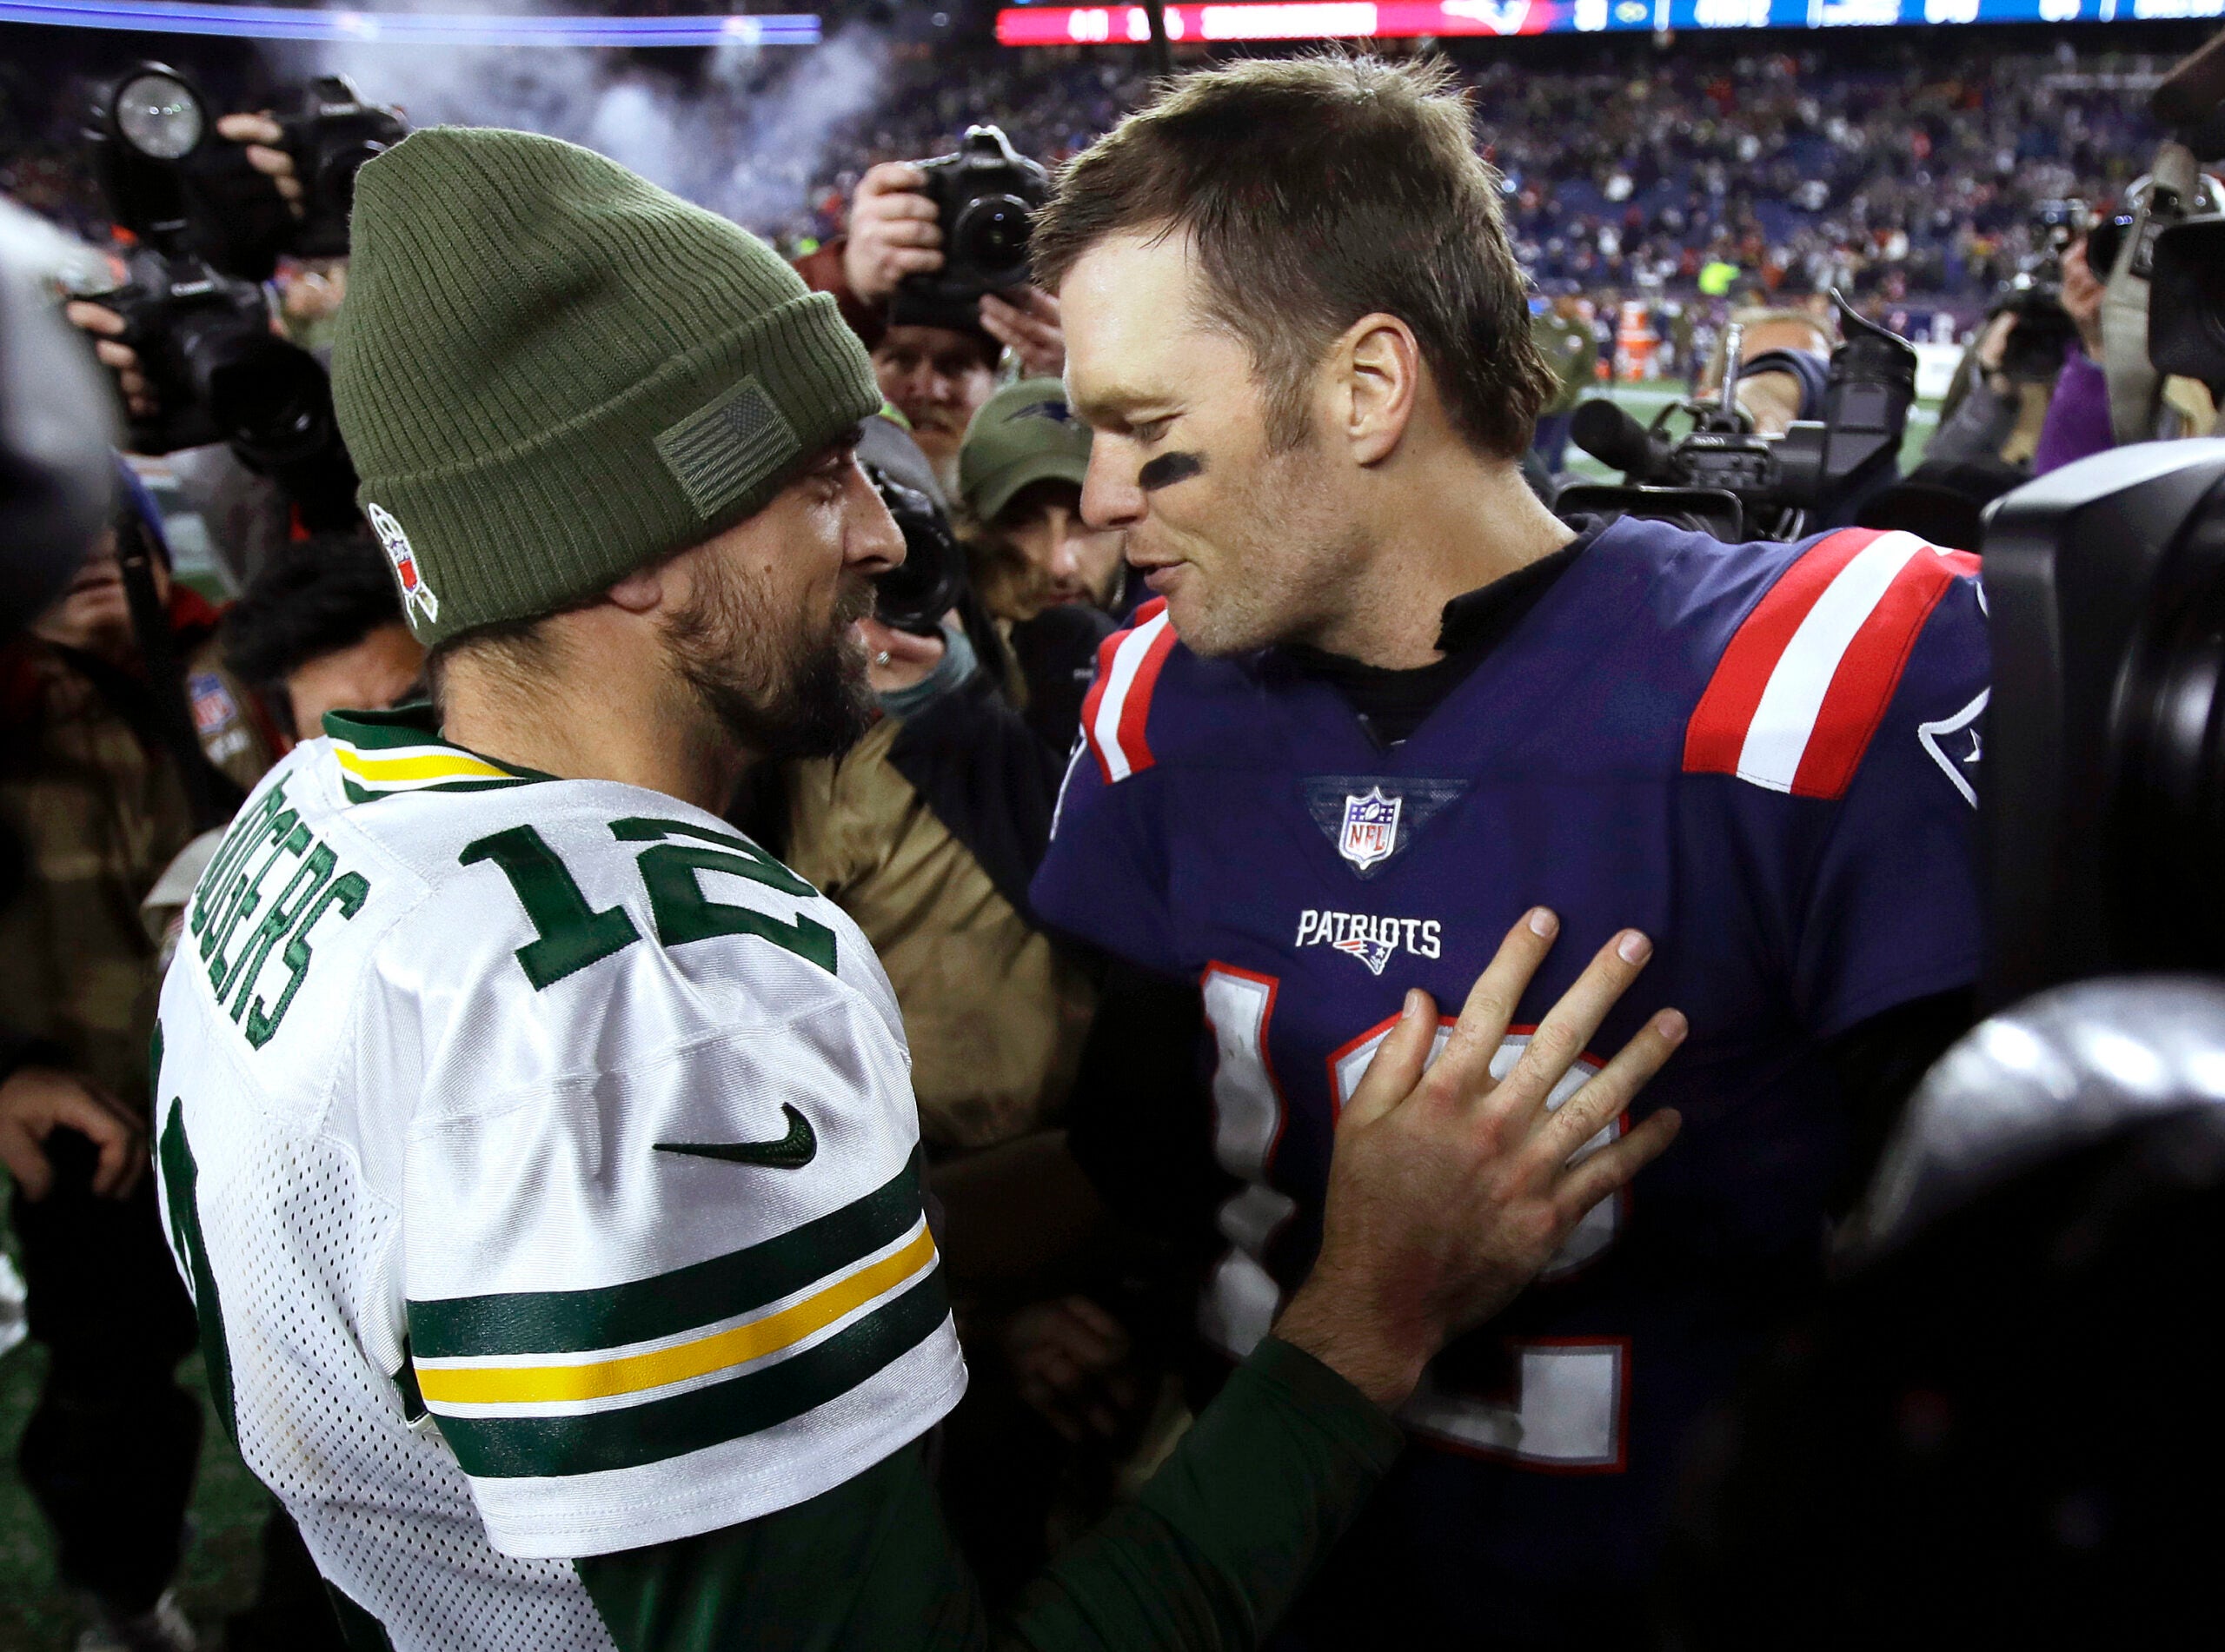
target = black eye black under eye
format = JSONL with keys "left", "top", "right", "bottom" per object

{"left": 1139, "top": 450, "right": 1207, "bottom": 492}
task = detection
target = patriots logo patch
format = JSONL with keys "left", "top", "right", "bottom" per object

{"left": 1332, "top": 934, "right": 1397, "bottom": 975}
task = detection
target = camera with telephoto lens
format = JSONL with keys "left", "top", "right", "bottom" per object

{"left": 865, "top": 465, "right": 965, "bottom": 637}
{"left": 1558, "top": 290, "right": 1916, "bottom": 542}
{"left": 81, "top": 63, "right": 334, "bottom": 462}
{"left": 894, "top": 125, "right": 1049, "bottom": 329}
{"left": 276, "top": 74, "right": 408, "bottom": 261}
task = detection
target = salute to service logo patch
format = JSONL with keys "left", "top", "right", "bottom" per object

{"left": 368, "top": 502, "right": 439, "bottom": 627}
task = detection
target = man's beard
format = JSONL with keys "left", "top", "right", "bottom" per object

{"left": 662, "top": 556, "right": 878, "bottom": 762}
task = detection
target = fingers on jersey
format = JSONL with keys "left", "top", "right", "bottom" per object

{"left": 1538, "top": 1013, "right": 1686, "bottom": 1221}
{"left": 1430, "top": 906, "right": 1564, "bottom": 1099}
{"left": 1490, "top": 926, "right": 1656, "bottom": 1127}
{"left": 1338, "top": 986, "right": 1442, "bottom": 1129}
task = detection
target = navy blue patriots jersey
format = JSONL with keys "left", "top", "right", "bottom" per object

{"left": 1030, "top": 518, "right": 1989, "bottom": 1641}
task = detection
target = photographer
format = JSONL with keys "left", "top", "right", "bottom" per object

{"left": 2029, "top": 236, "right": 2118, "bottom": 476}
{"left": 796, "top": 154, "right": 1066, "bottom": 492}
{"left": 0, "top": 476, "right": 273, "bottom": 1652}
{"left": 64, "top": 77, "right": 378, "bottom": 584}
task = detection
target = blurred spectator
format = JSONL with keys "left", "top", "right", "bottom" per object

{"left": 222, "top": 528, "right": 425, "bottom": 744}
{"left": 959, "top": 376, "right": 1124, "bottom": 616}
{"left": 2031, "top": 235, "right": 2114, "bottom": 475}
{"left": 0, "top": 478, "right": 271, "bottom": 1652}
{"left": 953, "top": 377, "right": 1125, "bottom": 755}
{"left": 1529, "top": 287, "right": 1597, "bottom": 472}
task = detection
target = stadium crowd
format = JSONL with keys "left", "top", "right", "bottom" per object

{"left": 0, "top": 29, "right": 2186, "bottom": 312}
{"left": 0, "top": 15, "right": 2222, "bottom": 1652}
{"left": 781, "top": 31, "right": 2170, "bottom": 309}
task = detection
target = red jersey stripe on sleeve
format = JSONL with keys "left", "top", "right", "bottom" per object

{"left": 1683, "top": 528, "right": 1883, "bottom": 780}
{"left": 1685, "top": 529, "right": 1974, "bottom": 799}
{"left": 1788, "top": 548, "right": 1964, "bottom": 798}
{"left": 1083, "top": 598, "right": 1175, "bottom": 784}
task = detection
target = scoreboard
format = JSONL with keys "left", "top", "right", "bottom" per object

{"left": 996, "top": 0, "right": 2220, "bottom": 44}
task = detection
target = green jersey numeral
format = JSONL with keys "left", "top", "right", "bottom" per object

{"left": 461, "top": 819, "right": 834, "bottom": 991}
{"left": 461, "top": 825, "right": 645, "bottom": 990}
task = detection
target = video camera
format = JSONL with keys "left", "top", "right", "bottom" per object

{"left": 893, "top": 125, "right": 1049, "bottom": 332}
{"left": 79, "top": 63, "right": 335, "bottom": 461}
{"left": 1558, "top": 291, "right": 1916, "bottom": 542}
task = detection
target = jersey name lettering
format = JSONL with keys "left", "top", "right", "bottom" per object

{"left": 188, "top": 779, "right": 372, "bottom": 1050}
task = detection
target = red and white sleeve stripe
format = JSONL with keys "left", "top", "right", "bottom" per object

{"left": 1683, "top": 528, "right": 1979, "bottom": 800}
{"left": 1080, "top": 597, "right": 1179, "bottom": 784}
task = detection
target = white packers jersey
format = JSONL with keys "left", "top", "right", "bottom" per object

{"left": 151, "top": 706, "right": 966, "bottom": 1650}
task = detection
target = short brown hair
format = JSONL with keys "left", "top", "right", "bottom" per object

{"left": 1032, "top": 53, "right": 1554, "bottom": 458}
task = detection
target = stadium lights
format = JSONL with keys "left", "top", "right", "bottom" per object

{"left": 994, "top": 0, "right": 2181, "bottom": 45}
{"left": 0, "top": 3, "right": 823, "bottom": 48}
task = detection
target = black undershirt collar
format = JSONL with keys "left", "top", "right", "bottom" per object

{"left": 1280, "top": 516, "right": 1604, "bottom": 746}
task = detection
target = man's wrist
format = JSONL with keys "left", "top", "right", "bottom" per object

{"left": 1272, "top": 1276, "right": 1433, "bottom": 1412}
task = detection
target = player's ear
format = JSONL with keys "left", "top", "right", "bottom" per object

{"left": 605, "top": 561, "right": 668, "bottom": 616}
{"left": 1339, "top": 313, "right": 1420, "bottom": 468}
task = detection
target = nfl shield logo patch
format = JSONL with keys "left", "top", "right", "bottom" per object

{"left": 1338, "top": 786, "right": 1402, "bottom": 872}
{"left": 368, "top": 502, "right": 439, "bottom": 627}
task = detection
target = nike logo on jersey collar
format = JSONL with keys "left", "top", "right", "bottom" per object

{"left": 654, "top": 1105, "right": 817, "bottom": 1170}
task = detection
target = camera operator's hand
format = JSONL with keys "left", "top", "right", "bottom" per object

{"left": 0, "top": 1065, "right": 145, "bottom": 1201}
{"left": 1272, "top": 911, "right": 1684, "bottom": 1410}
{"left": 844, "top": 163, "right": 942, "bottom": 306}
{"left": 980, "top": 287, "right": 1065, "bottom": 379}
{"left": 858, "top": 614, "right": 946, "bottom": 695}
{"left": 63, "top": 300, "right": 155, "bottom": 421}
{"left": 1002, "top": 1294, "right": 1143, "bottom": 1443}
{"left": 2062, "top": 238, "right": 2106, "bottom": 357}
{"left": 214, "top": 112, "right": 305, "bottom": 216}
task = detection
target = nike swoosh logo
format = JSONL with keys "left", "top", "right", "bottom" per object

{"left": 654, "top": 1105, "right": 816, "bottom": 1170}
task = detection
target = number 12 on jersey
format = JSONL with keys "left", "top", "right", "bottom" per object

{"left": 1199, "top": 962, "right": 1631, "bottom": 1473}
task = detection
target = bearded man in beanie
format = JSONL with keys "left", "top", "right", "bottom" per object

{"left": 147, "top": 127, "right": 1681, "bottom": 1651}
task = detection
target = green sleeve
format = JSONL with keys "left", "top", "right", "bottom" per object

{"left": 575, "top": 1337, "right": 1405, "bottom": 1652}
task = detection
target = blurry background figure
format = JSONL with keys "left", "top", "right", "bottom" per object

{"left": 0, "top": 479, "right": 270, "bottom": 1652}
{"left": 960, "top": 377, "right": 1127, "bottom": 622}
{"left": 1529, "top": 285, "right": 1597, "bottom": 475}
{"left": 956, "top": 377, "right": 1125, "bottom": 758}
{"left": 220, "top": 527, "right": 423, "bottom": 745}
{"left": 870, "top": 318, "right": 1001, "bottom": 495}
{"left": 0, "top": 196, "right": 112, "bottom": 630}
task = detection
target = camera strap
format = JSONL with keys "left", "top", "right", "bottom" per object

{"left": 116, "top": 511, "right": 234, "bottom": 835}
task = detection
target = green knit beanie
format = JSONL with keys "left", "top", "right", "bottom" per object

{"left": 332, "top": 127, "right": 882, "bottom": 647}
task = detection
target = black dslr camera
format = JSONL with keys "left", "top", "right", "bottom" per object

{"left": 82, "top": 64, "right": 335, "bottom": 461}
{"left": 277, "top": 74, "right": 408, "bottom": 261}
{"left": 1559, "top": 291, "right": 1916, "bottom": 542}
{"left": 1984, "top": 199, "right": 2090, "bottom": 384}
{"left": 894, "top": 125, "right": 1049, "bottom": 330}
